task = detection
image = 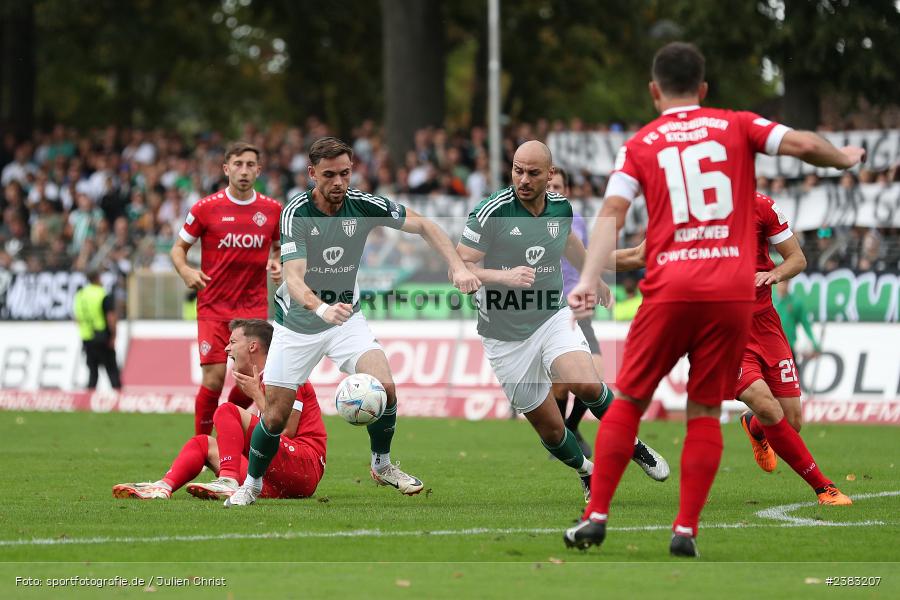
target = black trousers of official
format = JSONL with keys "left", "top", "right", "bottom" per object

{"left": 83, "top": 339, "right": 122, "bottom": 390}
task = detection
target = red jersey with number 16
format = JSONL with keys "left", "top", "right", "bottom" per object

{"left": 608, "top": 106, "right": 790, "bottom": 304}
{"left": 179, "top": 189, "right": 281, "bottom": 320}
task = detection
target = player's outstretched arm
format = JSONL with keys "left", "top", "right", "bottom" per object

{"left": 755, "top": 235, "right": 806, "bottom": 287}
{"left": 455, "top": 243, "right": 535, "bottom": 288}
{"left": 777, "top": 130, "right": 865, "bottom": 169}
{"left": 170, "top": 238, "right": 210, "bottom": 290}
{"left": 401, "top": 208, "right": 481, "bottom": 293}
{"left": 284, "top": 258, "right": 352, "bottom": 325}
{"left": 267, "top": 243, "right": 282, "bottom": 286}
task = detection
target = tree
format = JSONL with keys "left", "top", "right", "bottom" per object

{"left": 1, "top": 0, "right": 36, "bottom": 137}
{"left": 381, "top": 0, "right": 446, "bottom": 164}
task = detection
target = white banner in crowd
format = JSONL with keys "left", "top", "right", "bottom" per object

{"left": 0, "top": 320, "right": 897, "bottom": 424}
{"left": 548, "top": 129, "right": 900, "bottom": 179}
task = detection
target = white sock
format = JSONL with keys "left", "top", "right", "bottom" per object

{"left": 372, "top": 453, "right": 391, "bottom": 472}
{"left": 577, "top": 458, "right": 593, "bottom": 477}
{"left": 244, "top": 475, "right": 263, "bottom": 492}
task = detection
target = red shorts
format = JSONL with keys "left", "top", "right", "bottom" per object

{"left": 735, "top": 307, "right": 801, "bottom": 399}
{"left": 616, "top": 301, "right": 753, "bottom": 406}
{"left": 197, "top": 319, "right": 230, "bottom": 365}
{"left": 239, "top": 414, "right": 325, "bottom": 499}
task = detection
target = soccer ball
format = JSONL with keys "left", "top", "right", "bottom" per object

{"left": 335, "top": 373, "right": 387, "bottom": 426}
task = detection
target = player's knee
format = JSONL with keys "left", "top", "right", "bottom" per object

{"left": 381, "top": 380, "right": 397, "bottom": 405}
{"left": 262, "top": 407, "right": 288, "bottom": 434}
{"left": 540, "top": 422, "right": 567, "bottom": 447}
{"left": 202, "top": 370, "right": 225, "bottom": 391}
{"left": 571, "top": 382, "right": 602, "bottom": 402}
{"left": 786, "top": 411, "right": 802, "bottom": 432}
{"left": 213, "top": 401, "right": 240, "bottom": 423}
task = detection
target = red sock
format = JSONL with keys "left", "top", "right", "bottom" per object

{"left": 583, "top": 399, "right": 643, "bottom": 521}
{"left": 673, "top": 417, "right": 723, "bottom": 538}
{"left": 762, "top": 417, "right": 831, "bottom": 490}
{"left": 213, "top": 402, "right": 245, "bottom": 481}
{"left": 162, "top": 435, "right": 209, "bottom": 491}
{"left": 748, "top": 414, "right": 765, "bottom": 439}
{"left": 227, "top": 385, "right": 254, "bottom": 410}
{"left": 194, "top": 385, "right": 221, "bottom": 435}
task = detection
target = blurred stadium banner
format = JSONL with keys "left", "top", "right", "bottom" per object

{"left": 548, "top": 129, "right": 900, "bottom": 179}
{"left": 0, "top": 320, "right": 898, "bottom": 425}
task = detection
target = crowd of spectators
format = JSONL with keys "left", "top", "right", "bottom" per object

{"left": 1, "top": 118, "right": 899, "bottom": 283}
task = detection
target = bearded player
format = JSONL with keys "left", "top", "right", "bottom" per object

{"left": 171, "top": 143, "right": 283, "bottom": 435}
{"left": 113, "top": 319, "right": 326, "bottom": 500}
{"left": 614, "top": 192, "right": 852, "bottom": 508}
{"left": 225, "top": 136, "right": 481, "bottom": 507}
{"left": 564, "top": 42, "right": 864, "bottom": 557}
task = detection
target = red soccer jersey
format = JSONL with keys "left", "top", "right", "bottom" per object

{"left": 753, "top": 192, "right": 793, "bottom": 312}
{"left": 179, "top": 189, "right": 281, "bottom": 320}
{"left": 607, "top": 106, "right": 790, "bottom": 303}
{"left": 287, "top": 382, "right": 328, "bottom": 460}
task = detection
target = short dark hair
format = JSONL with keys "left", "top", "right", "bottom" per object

{"left": 229, "top": 318, "right": 273, "bottom": 352}
{"left": 651, "top": 42, "right": 705, "bottom": 97}
{"left": 309, "top": 137, "right": 353, "bottom": 165}
{"left": 553, "top": 166, "right": 570, "bottom": 190}
{"left": 224, "top": 141, "right": 261, "bottom": 163}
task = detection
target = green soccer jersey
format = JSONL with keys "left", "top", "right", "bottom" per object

{"left": 276, "top": 188, "right": 407, "bottom": 334}
{"left": 461, "top": 186, "right": 573, "bottom": 341}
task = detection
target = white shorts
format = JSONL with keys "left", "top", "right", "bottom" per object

{"left": 264, "top": 313, "right": 382, "bottom": 390}
{"left": 482, "top": 307, "right": 591, "bottom": 413}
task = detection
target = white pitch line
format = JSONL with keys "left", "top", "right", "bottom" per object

{"left": 755, "top": 490, "right": 900, "bottom": 526}
{"left": 2, "top": 491, "right": 896, "bottom": 548}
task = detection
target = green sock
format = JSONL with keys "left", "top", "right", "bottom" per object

{"left": 542, "top": 428, "right": 586, "bottom": 471}
{"left": 581, "top": 382, "right": 613, "bottom": 421}
{"left": 367, "top": 403, "right": 397, "bottom": 454}
{"left": 247, "top": 418, "right": 281, "bottom": 479}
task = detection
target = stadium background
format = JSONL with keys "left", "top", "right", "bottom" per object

{"left": 1, "top": 1, "right": 899, "bottom": 596}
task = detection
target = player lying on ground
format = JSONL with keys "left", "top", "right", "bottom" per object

{"left": 456, "top": 140, "right": 669, "bottom": 505}
{"left": 564, "top": 42, "right": 864, "bottom": 558}
{"left": 112, "top": 319, "right": 326, "bottom": 500}
{"left": 171, "top": 142, "right": 283, "bottom": 435}
{"left": 226, "top": 137, "right": 481, "bottom": 507}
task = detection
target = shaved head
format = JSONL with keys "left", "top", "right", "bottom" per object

{"left": 511, "top": 141, "right": 554, "bottom": 203}
{"left": 513, "top": 140, "right": 552, "bottom": 168}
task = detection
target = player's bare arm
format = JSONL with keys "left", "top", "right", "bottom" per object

{"left": 612, "top": 240, "right": 647, "bottom": 272}
{"left": 170, "top": 238, "right": 210, "bottom": 290}
{"left": 777, "top": 130, "right": 865, "bottom": 169}
{"left": 565, "top": 231, "right": 612, "bottom": 308}
{"left": 455, "top": 242, "right": 535, "bottom": 288}
{"left": 283, "top": 258, "right": 352, "bottom": 325}
{"left": 755, "top": 235, "right": 806, "bottom": 287}
{"left": 401, "top": 208, "right": 481, "bottom": 293}
{"left": 569, "top": 195, "right": 629, "bottom": 318}
{"left": 267, "top": 243, "right": 282, "bottom": 286}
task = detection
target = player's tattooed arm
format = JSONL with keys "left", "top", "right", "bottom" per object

{"left": 454, "top": 243, "right": 535, "bottom": 289}
{"left": 402, "top": 208, "right": 481, "bottom": 294}
{"left": 756, "top": 235, "right": 806, "bottom": 287}
{"left": 284, "top": 259, "right": 351, "bottom": 325}
{"left": 170, "top": 238, "right": 211, "bottom": 290}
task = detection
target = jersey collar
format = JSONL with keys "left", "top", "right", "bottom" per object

{"left": 661, "top": 104, "right": 701, "bottom": 116}
{"left": 225, "top": 188, "right": 257, "bottom": 205}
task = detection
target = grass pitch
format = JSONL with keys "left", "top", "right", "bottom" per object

{"left": 1, "top": 411, "right": 898, "bottom": 598}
